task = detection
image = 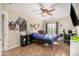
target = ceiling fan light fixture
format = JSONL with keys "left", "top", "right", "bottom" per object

{"left": 43, "top": 13, "right": 48, "bottom": 16}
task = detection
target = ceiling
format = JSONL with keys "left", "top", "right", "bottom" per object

{"left": 6, "top": 3, "right": 79, "bottom": 21}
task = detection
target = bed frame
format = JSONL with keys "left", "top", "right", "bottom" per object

{"left": 30, "top": 33, "right": 59, "bottom": 50}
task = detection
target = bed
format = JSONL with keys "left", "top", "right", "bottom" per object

{"left": 31, "top": 33, "right": 59, "bottom": 50}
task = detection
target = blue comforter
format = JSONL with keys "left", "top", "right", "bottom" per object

{"left": 31, "top": 33, "right": 59, "bottom": 42}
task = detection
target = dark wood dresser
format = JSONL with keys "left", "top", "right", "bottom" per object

{"left": 20, "top": 34, "right": 32, "bottom": 47}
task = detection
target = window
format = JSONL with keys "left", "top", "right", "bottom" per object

{"left": 46, "top": 22, "right": 58, "bottom": 34}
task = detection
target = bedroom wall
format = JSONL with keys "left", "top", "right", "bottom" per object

{"left": 8, "top": 10, "right": 20, "bottom": 49}
{"left": 42, "top": 16, "right": 74, "bottom": 34}
{"left": 1, "top": 4, "right": 17, "bottom": 50}
{"left": 3, "top": 5, "right": 42, "bottom": 49}
{"left": 75, "top": 25, "right": 79, "bottom": 36}
{"left": 27, "top": 17, "right": 43, "bottom": 32}
{"left": 0, "top": 4, "right": 43, "bottom": 50}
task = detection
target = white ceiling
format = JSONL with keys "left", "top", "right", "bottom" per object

{"left": 6, "top": 3, "right": 79, "bottom": 20}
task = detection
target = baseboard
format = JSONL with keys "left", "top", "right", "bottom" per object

{"left": 8, "top": 44, "right": 20, "bottom": 50}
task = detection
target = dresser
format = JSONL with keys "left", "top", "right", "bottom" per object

{"left": 20, "top": 34, "right": 32, "bottom": 47}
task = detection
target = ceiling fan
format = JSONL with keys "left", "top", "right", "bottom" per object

{"left": 39, "top": 3, "right": 56, "bottom": 17}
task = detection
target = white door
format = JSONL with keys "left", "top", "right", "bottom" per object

{"left": 0, "top": 13, "right": 2, "bottom": 56}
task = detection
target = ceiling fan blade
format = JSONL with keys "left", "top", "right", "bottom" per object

{"left": 48, "top": 8, "right": 55, "bottom": 12}
{"left": 39, "top": 3, "right": 44, "bottom": 8}
{"left": 40, "top": 8, "right": 44, "bottom": 12}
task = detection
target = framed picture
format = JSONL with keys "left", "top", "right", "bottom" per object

{"left": 9, "top": 21, "right": 16, "bottom": 30}
{"left": 16, "top": 17, "right": 27, "bottom": 31}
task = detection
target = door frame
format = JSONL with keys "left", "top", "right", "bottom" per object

{"left": 0, "top": 12, "right": 2, "bottom": 55}
{"left": 1, "top": 11, "right": 8, "bottom": 52}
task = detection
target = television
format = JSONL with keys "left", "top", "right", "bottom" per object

{"left": 70, "top": 4, "right": 79, "bottom": 26}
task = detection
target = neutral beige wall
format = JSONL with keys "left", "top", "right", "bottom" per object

{"left": 7, "top": 10, "right": 20, "bottom": 49}
{"left": 0, "top": 4, "right": 42, "bottom": 49}
{"left": 7, "top": 10, "right": 41, "bottom": 49}
{"left": 43, "top": 16, "right": 74, "bottom": 34}
{"left": 0, "top": 4, "right": 2, "bottom": 10}
{"left": 5, "top": 8, "right": 42, "bottom": 49}
{"left": 27, "top": 17, "right": 43, "bottom": 32}
{"left": 75, "top": 25, "right": 79, "bottom": 36}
